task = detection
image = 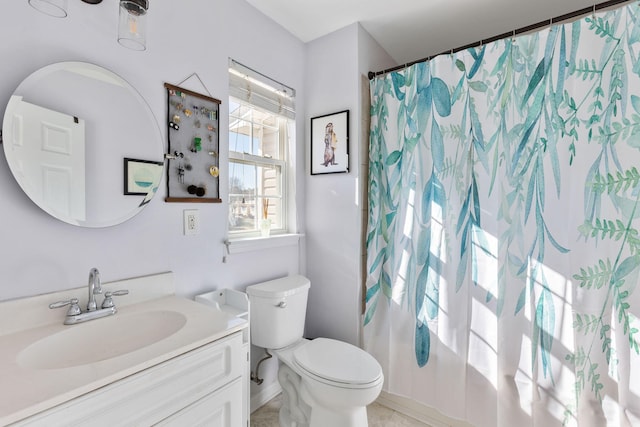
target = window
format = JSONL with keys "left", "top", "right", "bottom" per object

{"left": 228, "top": 60, "right": 295, "bottom": 237}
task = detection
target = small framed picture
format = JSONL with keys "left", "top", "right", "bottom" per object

{"left": 310, "top": 110, "right": 349, "bottom": 175}
{"left": 124, "top": 158, "right": 163, "bottom": 195}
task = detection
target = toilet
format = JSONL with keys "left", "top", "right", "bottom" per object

{"left": 246, "top": 275, "right": 383, "bottom": 427}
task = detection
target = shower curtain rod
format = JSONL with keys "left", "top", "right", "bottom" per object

{"left": 368, "top": 0, "right": 633, "bottom": 79}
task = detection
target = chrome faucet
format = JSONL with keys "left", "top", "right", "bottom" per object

{"left": 87, "top": 267, "right": 102, "bottom": 311}
{"left": 49, "top": 268, "right": 129, "bottom": 325}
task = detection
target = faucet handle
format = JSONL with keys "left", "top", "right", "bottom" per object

{"left": 49, "top": 298, "right": 82, "bottom": 316}
{"left": 101, "top": 289, "right": 129, "bottom": 309}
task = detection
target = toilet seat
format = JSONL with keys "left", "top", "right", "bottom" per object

{"left": 293, "top": 338, "right": 383, "bottom": 389}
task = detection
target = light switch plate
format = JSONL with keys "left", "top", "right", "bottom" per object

{"left": 183, "top": 209, "right": 199, "bottom": 236}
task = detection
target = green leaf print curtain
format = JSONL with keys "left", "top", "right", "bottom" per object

{"left": 365, "top": 4, "right": 640, "bottom": 426}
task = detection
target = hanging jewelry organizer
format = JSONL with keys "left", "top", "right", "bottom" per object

{"left": 164, "top": 82, "right": 221, "bottom": 203}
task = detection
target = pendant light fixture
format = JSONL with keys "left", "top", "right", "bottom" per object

{"left": 117, "top": 0, "right": 149, "bottom": 51}
{"left": 27, "top": 0, "right": 69, "bottom": 17}
{"left": 28, "top": 0, "right": 147, "bottom": 52}
{"left": 27, "top": 0, "right": 102, "bottom": 18}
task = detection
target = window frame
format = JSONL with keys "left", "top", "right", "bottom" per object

{"left": 227, "top": 97, "right": 289, "bottom": 238}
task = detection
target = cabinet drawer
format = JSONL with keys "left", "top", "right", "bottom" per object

{"left": 13, "top": 332, "right": 243, "bottom": 426}
{"left": 155, "top": 377, "right": 242, "bottom": 427}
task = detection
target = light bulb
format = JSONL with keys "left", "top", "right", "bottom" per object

{"left": 128, "top": 15, "right": 138, "bottom": 35}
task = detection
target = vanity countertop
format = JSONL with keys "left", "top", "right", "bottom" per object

{"left": 0, "top": 273, "right": 247, "bottom": 426}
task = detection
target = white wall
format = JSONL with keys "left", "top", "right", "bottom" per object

{"left": 303, "top": 24, "right": 395, "bottom": 346}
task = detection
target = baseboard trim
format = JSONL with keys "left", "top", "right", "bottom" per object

{"left": 250, "top": 381, "right": 282, "bottom": 414}
{"left": 376, "top": 391, "right": 473, "bottom": 427}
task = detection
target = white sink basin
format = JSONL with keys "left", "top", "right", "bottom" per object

{"left": 0, "top": 287, "right": 248, "bottom": 426}
{"left": 18, "top": 310, "right": 187, "bottom": 370}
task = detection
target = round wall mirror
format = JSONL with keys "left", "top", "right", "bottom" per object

{"left": 2, "top": 62, "right": 164, "bottom": 227}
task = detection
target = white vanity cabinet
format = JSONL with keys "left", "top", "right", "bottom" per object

{"left": 0, "top": 273, "right": 251, "bottom": 426}
{"left": 195, "top": 289, "right": 250, "bottom": 427}
{"left": 12, "top": 331, "right": 244, "bottom": 427}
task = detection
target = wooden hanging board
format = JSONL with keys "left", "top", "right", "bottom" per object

{"left": 164, "top": 82, "right": 222, "bottom": 203}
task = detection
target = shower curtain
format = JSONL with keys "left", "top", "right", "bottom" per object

{"left": 365, "top": 4, "right": 640, "bottom": 426}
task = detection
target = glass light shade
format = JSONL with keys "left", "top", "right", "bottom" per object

{"left": 28, "top": 0, "right": 68, "bottom": 18}
{"left": 117, "top": 0, "right": 148, "bottom": 51}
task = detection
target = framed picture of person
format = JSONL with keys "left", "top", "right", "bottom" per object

{"left": 310, "top": 110, "right": 349, "bottom": 175}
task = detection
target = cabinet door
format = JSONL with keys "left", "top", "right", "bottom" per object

{"left": 13, "top": 332, "right": 243, "bottom": 426}
{"left": 155, "top": 377, "right": 242, "bottom": 427}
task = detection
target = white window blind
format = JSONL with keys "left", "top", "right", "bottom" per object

{"left": 228, "top": 59, "right": 295, "bottom": 120}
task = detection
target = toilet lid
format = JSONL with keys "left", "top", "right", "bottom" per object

{"left": 293, "top": 338, "right": 382, "bottom": 386}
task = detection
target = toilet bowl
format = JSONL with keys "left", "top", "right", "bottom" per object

{"left": 246, "top": 275, "right": 384, "bottom": 427}
{"left": 275, "top": 338, "right": 383, "bottom": 427}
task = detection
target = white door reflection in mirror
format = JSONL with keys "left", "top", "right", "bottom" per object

{"left": 6, "top": 96, "right": 86, "bottom": 220}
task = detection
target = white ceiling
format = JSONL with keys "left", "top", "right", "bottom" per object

{"left": 246, "top": 0, "right": 616, "bottom": 66}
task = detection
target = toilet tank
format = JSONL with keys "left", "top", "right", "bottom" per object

{"left": 245, "top": 275, "right": 310, "bottom": 350}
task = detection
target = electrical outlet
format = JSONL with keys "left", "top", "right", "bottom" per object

{"left": 183, "top": 209, "right": 200, "bottom": 236}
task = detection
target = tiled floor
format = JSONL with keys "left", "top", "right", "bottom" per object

{"left": 250, "top": 394, "right": 432, "bottom": 427}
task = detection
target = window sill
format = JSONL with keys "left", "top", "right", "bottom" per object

{"left": 225, "top": 233, "right": 304, "bottom": 254}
